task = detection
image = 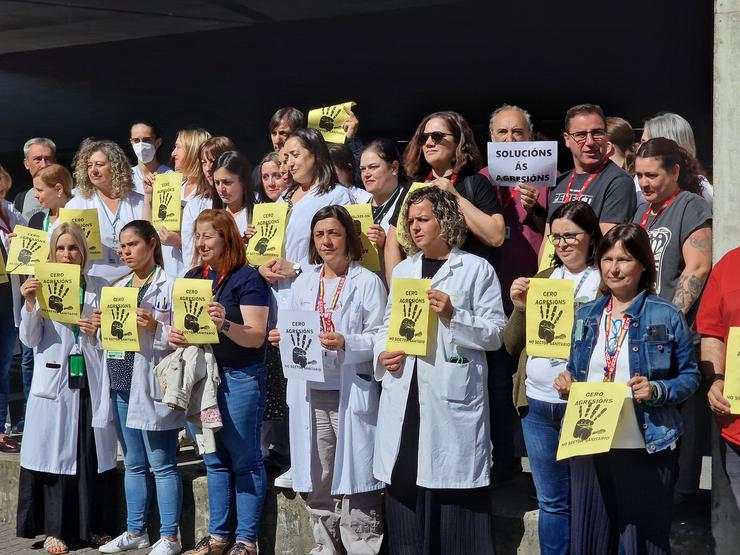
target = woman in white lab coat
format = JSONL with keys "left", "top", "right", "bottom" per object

{"left": 269, "top": 205, "right": 386, "bottom": 554}
{"left": 16, "top": 222, "right": 118, "bottom": 554}
{"left": 67, "top": 140, "right": 143, "bottom": 285}
{"left": 374, "top": 187, "right": 507, "bottom": 555}
{"left": 97, "top": 220, "right": 184, "bottom": 555}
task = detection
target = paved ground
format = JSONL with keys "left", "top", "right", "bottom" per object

{"left": 0, "top": 528, "right": 151, "bottom": 554}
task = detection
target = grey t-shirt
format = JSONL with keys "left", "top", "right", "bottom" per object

{"left": 632, "top": 191, "right": 711, "bottom": 313}
{"left": 548, "top": 160, "right": 636, "bottom": 223}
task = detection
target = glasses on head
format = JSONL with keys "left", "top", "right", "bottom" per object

{"left": 419, "top": 131, "right": 455, "bottom": 145}
{"left": 548, "top": 231, "right": 585, "bottom": 246}
{"left": 567, "top": 129, "right": 608, "bottom": 145}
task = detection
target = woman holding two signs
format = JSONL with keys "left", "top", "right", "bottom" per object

{"left": 375, "top": 187, "right": 507, "bottom": 555}
{"left": 17, "top": 222, "right": 118, "bottom": 554}
{"left": 171, "top": 209, "right": 269, "bottom": 555}
{"left": 98, "top": 220, "right": 184, "bottom": 555}
{"left": 268, "top": 205, "right": 387, "bottom": 553}
{"left": 554, "top": 223, "right": 700, "bottom": 555}
{"left": 503, "top": 201, "right": 602, "bottom": 555}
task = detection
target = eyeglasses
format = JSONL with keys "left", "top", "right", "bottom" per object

{"left": 419, "top": 131, "right": 455, "bottom": 145}
{"left": 548, "top": 231, "right": 585, "bottom": 246}
{"left": 567, "top": 129, "right": 608, "bottom": 144}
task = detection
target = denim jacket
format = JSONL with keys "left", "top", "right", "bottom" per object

{"left": 566, "top": 291, "right": 700, "bottom": 453}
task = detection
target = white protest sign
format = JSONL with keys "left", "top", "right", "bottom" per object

{"left": 487, "top": 141, "right": 558, "bottom": 188}
{"left": 277, "top": 310, "right": 325, "bottom": 382}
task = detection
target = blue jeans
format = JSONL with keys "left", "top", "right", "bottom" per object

{"left": 0, "top": 319, "right": 16, "bottom": 426}
{"left": 204, "top": 363, "right": 267, "bottom": 543}
{"left": 521, "top": 396, "right": 570, "bottom": 555}
{"left": 112, "top": 390, "right": 182, "bottom": 537}
{"left": 20, "top": 341, "right": 33, "bottom": 404}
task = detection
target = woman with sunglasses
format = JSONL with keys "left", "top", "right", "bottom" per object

{"left": 268, "top": 205, "right": 386, "bottom": 554}
{"left": 383, "top": 111, "right": 505, "bottom": 284}
{"left": 503, "top": 201, "right": 602, "bottom": 555}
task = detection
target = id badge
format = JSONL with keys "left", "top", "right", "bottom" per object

{"left": 107, "top": 350, "right": 125, "bottom": 360}
{"left": 68, "top": 353, "right": 85, "bottom": 389}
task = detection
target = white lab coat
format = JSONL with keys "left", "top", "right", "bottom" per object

{"left": 287, "top": 262, "right": 387, "bottom": 495}
{"left": 65, "top": 191, "right": 144, "bottom": 285}
{"left": 373, "top": 248, "right": 507, "bottom": 489}
{"left": 19, "top": 274, "right": 118, "bottom": 475}
{"left": 0, "top": 200, "right": 28, "bottom": 326}
{"left": 99, "top": 266, "right": 184, "bottom": 431}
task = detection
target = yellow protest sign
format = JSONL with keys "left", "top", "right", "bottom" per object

{"left": 35, "top": 262, "right": 81, "bottom": 324}
{"left": 173, "top": 278, "right": 219, "bottom": 345}
{"left": 0, "top": 249, "right": 8, "bottom": 284}
{"left": 724, "top": 327, "right": 740, "bottom": 414}
{"left": 152, "top": 172, "right": 183, "bottom": 231}
{"left": 6, "top": 225, "right": 49, "bottom": 274}
{"left": 100, "top": 286, "right": 140, "bottom": 352}
{"left": 557, "top": 381, "right": 628, "bottom": 460}
{"left": 307, "top": 101, "right": 357, "bottom": 144}
{"left": 246, "top": 203, "right": 288, "bottom": 265}
{"left": 58, "top": 208, "right": 103, "bottom": 260}
{"left": 386, "top": 278, "right": 432, "bottom": 356}
{"left": 538, "top": 239, "right": 556, "bottom": 272}
{"left": 526, "top": 278, "right": 574, "bottom": 360}
{"left": 396, "top": 182, "right": 431, "bottom": 251}
{"left": 345, "top": 203, "right": 380, "bottom": 272}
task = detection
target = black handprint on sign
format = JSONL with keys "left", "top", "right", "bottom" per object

{"left": 183, "top": 299, "right": 205, "bottom": 333}
{"left": 110, "top": 307, "right": 132, "bottom": 340}
{"left": 46, "top": 282, "right": 73, "bottom": 313}
{"left": 538, "top": 302, "right": 565, "bottom": 343}
{"left": 157, "top": 191, "right": 174, "bottom": 220}
{"left": 573, "top": 400, "right": 609, "bottom": 440}
{"left": 18, "top": 237, "right": 42, "bottom": 264}
{"left": 399, "top": 302, "right": 423, "bottom": 341}
{"left": 254, "top": 224, "right": 277, "bottom": 255}
{"left": 318, "top": 106, "right": 342, "bottom": 132}
{"left": 291, "top": 332, "right": 317, "bottom": 368}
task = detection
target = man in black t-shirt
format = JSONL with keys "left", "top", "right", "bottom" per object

{"left": 545, "top": 104, "right": 635, "bottom": 240}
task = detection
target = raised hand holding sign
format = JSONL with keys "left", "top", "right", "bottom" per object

{"left": 277, "top": 310, "right": 324, "bottom": 382}
{"left": 173, "top": 278, "right": 219, "bottom": 344}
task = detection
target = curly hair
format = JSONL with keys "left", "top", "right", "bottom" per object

{"left": 399, "top": 187, "right": 467, "bottom": 255}
{"left": 636, "top": 137, "right": 703, "bottom": 196}
{"left": 403, "top": 111, "right": 482, "bottom": 181}
{"left": 73, "top": 139, "right": 134, "bottom": 199}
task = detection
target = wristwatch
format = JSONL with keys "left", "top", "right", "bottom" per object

{"left": 293, "top": 262, "right": 302, "bottom": 277}
{"left": 221, "top": 320, "right": 231, "bottom": 334}
{"left": 648, "top": 381, "right": 659, "bottom": 403}
{"left": 711, "top": 373, "right": 725, "bottom": 384}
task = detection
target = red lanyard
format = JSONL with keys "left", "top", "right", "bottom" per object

{"left": 316, "top": 266, "right": 346, "bottom": 333}
{"left": 495, "top": 186, "right": 515, "bottom": 210}
{"left": 202, "top": 266, "right": 228, "bottom": 296}
{"left": 639, "top": 190, "right": 681, "bottom": 229}
{"left": 563, "top": 161, "right": 608, "bottom": 203}
{"left": 603, "top": 296, "right": 631, "bottom": 383}
{"left": 426, "top": 171, "right": 459, "bottom": 186}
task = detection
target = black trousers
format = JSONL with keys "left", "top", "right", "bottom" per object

{"left": 570, "top": 448, "right": 677, "bottom": 555}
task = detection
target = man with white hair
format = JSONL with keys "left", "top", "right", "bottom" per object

{"left": 13, "top": 137, "right": 57, "bottom": 220}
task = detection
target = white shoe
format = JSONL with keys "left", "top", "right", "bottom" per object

{"left": 99, "top": 531, "right": 150, "bottom": 553}
{"left": 148, "top": 537, "right": 181, "bottom": 555}
{"left": 274, "top": 467, "right": 293, "bottom": 489}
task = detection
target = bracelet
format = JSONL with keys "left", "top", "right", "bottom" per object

{"left": 648, "top": 381, "right": 659, "bottom": 403}
{"left": 711, "top": 374, "right": 725, "bottom": 384}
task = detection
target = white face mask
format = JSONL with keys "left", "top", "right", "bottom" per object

{"left": 132, "top": 141, "right": 157, "bottom": 163}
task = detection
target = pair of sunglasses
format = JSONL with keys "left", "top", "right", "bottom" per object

{"left": 418, "top": 131, "right": 455, "bottom": 144}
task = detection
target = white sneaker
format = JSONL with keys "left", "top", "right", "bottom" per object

{"left": 274, "top": 467, "right": 293, "bottom": 489}
{"left": 148, "top": 537, "right": 181, "bottom": 555}
{"left": 99, "top": 531, "right": 150, "bottom": 553}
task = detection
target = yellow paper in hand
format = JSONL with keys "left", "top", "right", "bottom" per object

{"left": 386, "top": 278, "right": 432, "bottom": 356}
{"left": 345, "top": 204, "right": 380, "bottom": 272}
{"left": 307, "top": 101, "right": 357, "bottom": 144}
{"left": 724, "top": 328, "right": 740, "bottom": 414}
{"left": 538, "top": 239, "right": 556, "bottom": 272}
{"left": 58, "top": 208, "right": 104, "bottom": 260}
{"left": 35, "top": 262, "right": 81, "bottom": 324}
{"left": 100, "top": 287, "right": 140, "bottom": 352}
{"left": 152, "top": 172, "right": 183, "bottom": 231}
{"left": 173, "top": 278, "right": 219, "bottom": 345}
{"left": 396, "top": 182, "right": 431, "bottom": 252}
{"left": 526, "top": 278, "right": 574, "bottom": 360}
{"left": 6, "top": 225, "right": 49, "bottom": 274}
{"left": 246, "top": 203, "right": 288, "bottom": 265}
{"left": 557, "top": 382, "right": 628, "bottom": 460}
{"left": 0, "top": 249, "right": 8, "bottom": 284}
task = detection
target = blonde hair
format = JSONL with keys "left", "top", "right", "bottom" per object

{"left": 400, "top": 187, "right": 467, "bottom": 256}
{"left": 34, "top": 164, "right": 73, "bottom": 197}
{"left": 176, "top": 128, "right": 211, "bottom": 181}
{"left": 49, "top": 222, "right": 89, "bottom": 271}
{"left": 73, "top": 140, "right": 134, "bottom": 199}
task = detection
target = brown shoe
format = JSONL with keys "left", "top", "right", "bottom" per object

{"left": 187, "top": 535, "right": 230, "bottom": 555}
{"left": 226, "top": 541, "right": 257, "bottom": 555}
{"left": 0, "top": 436, "right": 20, "bottom": 453}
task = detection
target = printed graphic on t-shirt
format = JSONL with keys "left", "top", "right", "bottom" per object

{"left": 648, "top": 226, "right": 672, "bottom": 295}
{"left": 551, "top": 191, "right": 594, "bottom": 206}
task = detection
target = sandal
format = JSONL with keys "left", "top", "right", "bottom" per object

{"left": 89, "top": 532, "right": 113, "bottom": 548}
{"left": 43, "top": 536, "right": 69, "bottom": 555}
{"left": 188, "top": 535, "right": 231, "bottom": 555}
{"left": 226, "top": 541, "right": 257, "bottom": 555}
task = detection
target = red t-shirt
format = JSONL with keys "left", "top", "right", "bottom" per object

{"left": 696, "top": 247, "right": 740, "bottom": 445}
